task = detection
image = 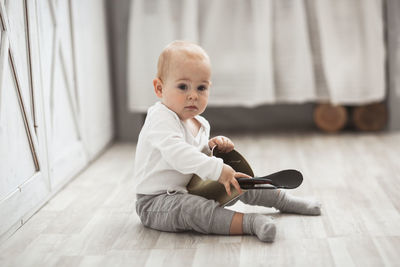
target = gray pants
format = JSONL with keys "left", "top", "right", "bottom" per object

{"left": 136, "top": 189, "right": 281, "bottom": 235}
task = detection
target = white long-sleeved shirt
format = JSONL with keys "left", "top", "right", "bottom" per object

{"left": 134, "top": 102, "right": 224, "bottom": 195}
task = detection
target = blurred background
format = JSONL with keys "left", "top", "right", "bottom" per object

{"left": 1, "top": 0, "right": 400, "bottom": 244}
{"left": 109, "top": 0, "right": 400, "bottom": 139}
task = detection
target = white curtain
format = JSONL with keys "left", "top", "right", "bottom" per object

{"left": 127, "top": 0, "right": 385, "bottom": 112}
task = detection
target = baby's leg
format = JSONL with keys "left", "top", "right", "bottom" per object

{"left": 136, "top": 193, "right": 234, "bottom": 235}
{"left": 136, "top": 193, "right": 276, "bottom": 242}
{"left": 238, "top": 189, "right": 321, "bottom": 215}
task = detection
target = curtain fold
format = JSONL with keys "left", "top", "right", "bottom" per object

{"left": 128, "top": 0, "right": 385, "bottom": 112}
{"left": 315, "top": 0, "right": 385, "bottom": 104}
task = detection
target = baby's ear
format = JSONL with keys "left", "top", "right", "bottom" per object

{"left": 153, "top": 78, "right": 163, "bottom": 98}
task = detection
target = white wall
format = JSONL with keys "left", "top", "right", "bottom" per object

{"left": 0, "top": 0, "right": 113, "bottom": 242}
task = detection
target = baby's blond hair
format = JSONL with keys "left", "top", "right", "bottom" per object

{"left": 156, "top": 41, "right": 210, "bottom": 81}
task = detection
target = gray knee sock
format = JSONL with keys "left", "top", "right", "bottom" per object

{"left": 240, "top": 190, "right": 321, "bottom": 215}
{"left": 243, "top": 213, "right": 276, "bottom": 242}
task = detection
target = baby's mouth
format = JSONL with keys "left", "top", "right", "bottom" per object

{"left": 185, "top": 105, "right": 198, "bottom": 110}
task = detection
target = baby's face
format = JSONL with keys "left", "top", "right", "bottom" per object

{"left": 158, "top": 56, "right": 211, "bottom": 121}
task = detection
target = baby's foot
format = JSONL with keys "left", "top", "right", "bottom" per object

{"left": 277, "top": 191, "right": 321, "bottom": 215}
{"left": 243, "top": 214, "right": 276, "bottom": 242}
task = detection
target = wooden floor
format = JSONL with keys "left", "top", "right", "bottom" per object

{"left": 1, "top": 132, "right": 400, "bottom": 267}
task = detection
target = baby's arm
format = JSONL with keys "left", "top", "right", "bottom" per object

{"left": 208, "top": 136, "right": 234, "bottom": 153}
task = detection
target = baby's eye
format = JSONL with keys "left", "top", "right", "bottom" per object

{"left": 178, "top": 84, "right": 188, "bottom": 90}
{"left": 197, "top": 85, "right": 207, "bottom": 91}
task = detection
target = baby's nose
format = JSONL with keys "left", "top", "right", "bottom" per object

{"left": 188, "top": 89, "right": 198, "bottom": 99}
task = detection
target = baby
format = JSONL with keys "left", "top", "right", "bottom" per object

{"left": 134, "top": 41, "right": 321, "bottom": 242}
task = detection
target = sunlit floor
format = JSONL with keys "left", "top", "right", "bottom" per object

{"left": 1, "top": 132, "right": 400, "bottom": 267}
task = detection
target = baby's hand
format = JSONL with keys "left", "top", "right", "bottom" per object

{"left": 218, "top": 164, "right": 251, "bottom": 196}
{"left": 209, "top": 136, "right": 234, "bottom": 153}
